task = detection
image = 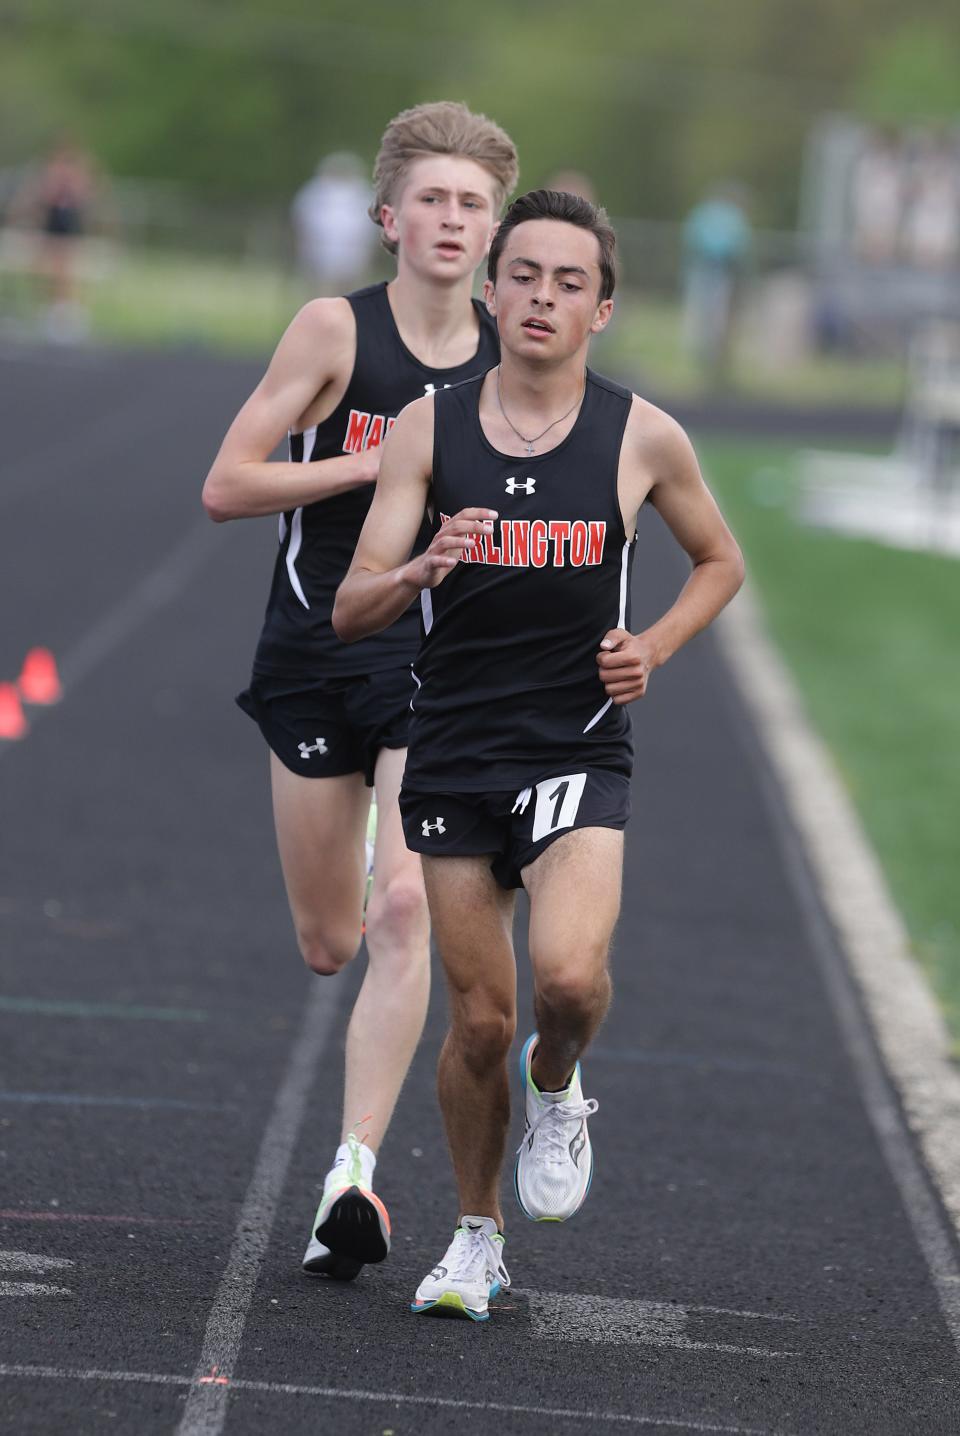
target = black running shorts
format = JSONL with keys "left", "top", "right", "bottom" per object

{"left": 399, "top": 767, "right": 630, "bottom": 889}
{"left": 236, "top": 667, "right": 413, "bottom": 785}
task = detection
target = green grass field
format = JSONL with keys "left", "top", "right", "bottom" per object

{"left": 700, "top": 437, "right": 960, "bottom": 1048}
{"left": 2, "top": 245, "right": 906, "bottom": 409}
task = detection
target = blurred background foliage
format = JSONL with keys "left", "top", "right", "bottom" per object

{"left": 3, "top": 0, "right": 959, "bottom": 221}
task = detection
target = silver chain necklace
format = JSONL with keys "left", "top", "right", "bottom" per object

{"left": 495, "top": 367, "right": 585, "bottom": 455}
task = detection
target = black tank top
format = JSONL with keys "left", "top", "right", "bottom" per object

{"left": 403, "top": 368, "right": 636, "bottom": 792}
{"left": 253, "top": 282, "right": 500, "bottom": 685}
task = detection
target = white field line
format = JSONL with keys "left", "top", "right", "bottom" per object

{"left": 0, "top": 1251, "right": 74, "bottom": 1272}
{"left": 0, "top": 1363, "right": 774, "bottom": 1434}
{"left": 175, "top": 979, "right": 342, "bottom": 1436}
{"left": 0, "top": 1282, "right": 72, "bottom": 1297}
{"left": 525, "top": 1290, "right": 798, "bottom": 1357}
{"left": 714, "top": 583, "right": 960, "bottom": 1351}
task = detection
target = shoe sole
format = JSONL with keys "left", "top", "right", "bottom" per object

{"left": 314, "top": 1185, "right": 391, "bottom": 1264}
{"left": 514, "top": 1033, "right": 593, "bottom": 1223}
{"left": 302, "top": 1251, "right": 364, "bottom": 1281}
{"left": 410, "top": 1281, "right": 501, "bottom": 1323}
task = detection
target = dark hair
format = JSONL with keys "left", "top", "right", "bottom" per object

{"left": 487, "top": 189, "right": 617, "bottom": 300}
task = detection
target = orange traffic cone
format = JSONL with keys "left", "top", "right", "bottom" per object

{"left": 18, "top": 648, "right": 62, "bottom": 705}
{"left": 0, "top": 683, "right": 28, "bottom": 739}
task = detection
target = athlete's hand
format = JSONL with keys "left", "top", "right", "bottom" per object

{"left": 596, "top": 628, "right": 658, "bottom": 704}
{"left": 358, "top": 444, "right": 384, "bottom": 484}
{"left": 401, "top": 508, "right": 498, "bottom": 591}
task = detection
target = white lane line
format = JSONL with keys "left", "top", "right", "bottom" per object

{"left": 0, "top": 518, "right": 218, "bottom": 762}
{"left": 0, "top": 1251, "right": 74, "bottom": 1272}
{"left": 0, "top": 1363, "right": 774, "bottom": 1434}
{"left": 714, "top": 583, "right": 960, "bottom": 1356}
{"left": 526, "top": 1291, "right": 798, "bottom": 1357}
{"left": 0, "top": 1283, "right": 72, "bottom": 1297}
{"left": 175, "top": 979, "right": 343, "bottom": 1436}
{"left": 58, "top": 521, "right": 217, "bottom": 692}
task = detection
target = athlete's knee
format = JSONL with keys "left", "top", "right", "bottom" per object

{"left": 535, "top": 963, "right": 611, "bottom": 1021}
{"left": 450, "top": 997, "right": 516, "bottom": 1073}
{"left": 296, "top": 923, "right": 360, "bottom": 977}
{"left": 364, "top": 873, "right": 428, "bottom": 948}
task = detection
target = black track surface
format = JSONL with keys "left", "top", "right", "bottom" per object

{"left": 1, "top": 342, "right": 957, "bottom": 1435}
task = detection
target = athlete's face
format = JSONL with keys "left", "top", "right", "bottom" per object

{"left": 484, "top": 220, "right": 613, "bottom": 362}
{"left": 381, "top": 156, "right": 500, "bottom": 283}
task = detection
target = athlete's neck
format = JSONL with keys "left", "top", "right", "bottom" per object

{"left": 386, "top": 270, "right": 480, "bottom": 370}
{"left": 496, "top": 350, "right": 588, "bottom": 419}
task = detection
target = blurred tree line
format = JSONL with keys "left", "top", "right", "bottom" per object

{"left": 2, "top": 0, "right": 958, "bottom": 226}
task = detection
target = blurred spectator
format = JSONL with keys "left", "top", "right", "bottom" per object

{"left": 544, "top": 170, "right": 598, "bottom": 204}
{"left": 902, "top": 133, "right": 960, "bottom": 272}
{"left": 851, "top": 127, "right": 905, "bottom": 266}
{"left": 291, "top": 152, "right": 376, "bottom": 293}
{"left": 681, "top": 182, "right": 752, "bottom": 388}
{"left": 8, "top": 136, "right": 107, "bottom": 340}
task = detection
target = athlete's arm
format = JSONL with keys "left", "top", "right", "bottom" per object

{"left": 332, "top": 397, "right": 497, "bottom": 642}
{"left": 597, "top": 399, "right": 745, "bottom": 704}
{"left": 201, "top": 299, "right": 379, "bottom": 522}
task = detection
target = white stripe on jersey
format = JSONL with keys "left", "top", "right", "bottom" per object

{"left": 582, "top": 540, "right": 631, "bottom": 734}
{"left": 616, "top": 537, "right": 630, "bottom": 627}
{"left": 286, "top": 508, "right": 309, "bottom": 609}
{"left": 284, "top": 424, "right": 317, "bottom": 610}
{"left": 420, "top": 588, "right": 434, "bottom": 635}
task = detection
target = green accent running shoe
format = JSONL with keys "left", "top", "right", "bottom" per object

{"left": 313, "top": 1130, "right": 391, "bottom": 1265}
{"left": 411, "top": 1216, "right": 509, "bottom": 1322}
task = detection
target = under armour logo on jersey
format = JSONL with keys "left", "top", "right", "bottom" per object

{"left": 505, "top": 476, "right": 536, "bottom": 496}
{"left": 423, "top": 382, "right": 453, "bottom": 396}
{"left": 298, "top": 738, "right": 328, "bottom": 759}
{"left": 421, "top": 817, "right": 446, "bottom": 836}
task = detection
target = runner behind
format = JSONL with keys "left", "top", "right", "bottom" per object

{"left": 201, "top": 102, "right": 518, "bottom": 1279}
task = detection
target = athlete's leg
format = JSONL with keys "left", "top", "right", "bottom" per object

{"left": 522, "top": 827, "right": 623, "bottom": 1089}
{"left": 512, "top": 828, "right": 621, "bottom": 1223}
{"left": 341, "top": 745, "right": 431, "bottom": 1151}
{"left": 270, "top": 754, "right": 370, "bottom": 975}
{"left": 422, "top": 855, "right": 518, "bottom": 1227}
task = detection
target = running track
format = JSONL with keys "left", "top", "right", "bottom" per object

{"left": 0, "top": 342, "right": 957, "bottom": 1435}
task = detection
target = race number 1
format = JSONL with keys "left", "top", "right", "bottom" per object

{"left": 531, "top": 772, "right": 588, "bottom": 842}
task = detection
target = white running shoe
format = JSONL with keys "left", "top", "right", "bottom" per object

{"left": 301, "top": 1231, "right": 363, "bottom": 1281}
{"left": 411, "top": 1216, "right": 510, "bottom": 1322}
{"left": 514, "top": 1033, "right": 599, "bottom": 1221}
{"left": 311, "top": 1131, "right": 391, "bottom": 1265}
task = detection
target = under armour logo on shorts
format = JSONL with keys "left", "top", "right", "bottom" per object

{"left": 298, "top": 737, "right": 328, "bottom": 759}
{"left": 421, "top": 817, "right": 446, "bottom": 836}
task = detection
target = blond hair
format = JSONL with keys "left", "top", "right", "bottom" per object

{"left": 370, "top": 101, "right": 518, "bottom": 254}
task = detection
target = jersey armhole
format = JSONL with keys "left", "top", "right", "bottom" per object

{"left": 611, "top": 390, "right": 636, "bottom": 545}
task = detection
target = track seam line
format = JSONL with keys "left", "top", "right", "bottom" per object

{"left": 0, "top": 1363, "right": 775, "bottom": 1433}
{"left": 713, "top": 580, "right": 960, "bottom": 1355}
